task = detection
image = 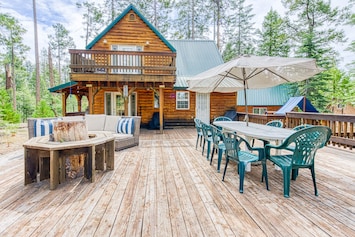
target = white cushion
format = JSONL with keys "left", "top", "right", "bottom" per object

{"left": 104, "top": 115, "right": 121, "bottom": 132}
{"left": 112, "top": 133, "right": 133, "bottom": 140}
{"left": 117, "top": 118, "right": 135, "bottom": 134}
{"left": 85, "top": 114, "right": 106, "bottom": 131}
{"left": 62, "top": 116, "right": 84, "bottom": 121}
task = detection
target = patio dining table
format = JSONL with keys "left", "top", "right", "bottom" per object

{"left": 213, "top": 121, "right": 295, "bottom": 171}
{"left": 213, "top": 121, "right": 295, "bottom": 143}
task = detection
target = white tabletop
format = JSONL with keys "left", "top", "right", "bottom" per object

{"left": 213, "top": 121, "right": 295, "bottom": 142}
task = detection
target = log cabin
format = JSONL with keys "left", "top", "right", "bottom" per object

{"left": 49, "top": 4, "right": 237, "bottom": 130}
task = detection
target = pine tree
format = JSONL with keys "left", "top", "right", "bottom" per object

{"left": 222, "top": 0, "right": 255, "bottom": 61}
{"left": 48, "top": 23, "right": 76, "bottom": 84}
{"left": 282, "top": 0, "right": 350, "bottom": 111}
{"left": 256, "top": 9, "right": 290, "bottom": 57}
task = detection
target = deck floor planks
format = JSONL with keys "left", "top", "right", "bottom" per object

{"left": 154, "top": 142, "right": 173, "bottom": 237}
{"left": 125, "top": 141, "right": 151, "bottom": 237}
{"left": 91, "top": 150, "right": 138, "bottom": 236}
{"left": 183, "top": 145, "right": 261, "bottom": 236}
{"left": 173, "top": 142, "right": 224, "bottom": 236}
{"left": 160, "top": 139, "right": 189, "bottom": 237}
{"left": 0, "top": 128, "right": 354, "bottom": 236}
{"left": 77, "top": 152, "right": 127, "bottom": 236}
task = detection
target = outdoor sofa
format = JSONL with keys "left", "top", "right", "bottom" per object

{"left": 27, "top": 114, "right": 141, "bottom": 151}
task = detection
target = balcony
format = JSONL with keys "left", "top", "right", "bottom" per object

{"left": 69, "top": 49, "right": 176, "bottom": 83}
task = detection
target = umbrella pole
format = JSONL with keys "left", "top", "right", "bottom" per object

{"left": 242, "top": 68, "right": 249, "bottom": 126}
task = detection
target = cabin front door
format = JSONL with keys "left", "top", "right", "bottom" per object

{"left": 196, "top": 93, "right": 210, "bottom": 123}
{"left": 105, "top": 92, "right": 137, "bottom": 116}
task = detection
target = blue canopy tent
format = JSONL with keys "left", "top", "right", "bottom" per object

{"left": 274, "top": 96, "right": 318, "bottom": 115}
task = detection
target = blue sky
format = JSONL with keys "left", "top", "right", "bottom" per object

{"left": 1, "top": 0, "right": 354, "bottom": 69}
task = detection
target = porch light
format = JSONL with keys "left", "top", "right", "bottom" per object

{"left": 103, "top": 39, "right": 107, "bottom": 44}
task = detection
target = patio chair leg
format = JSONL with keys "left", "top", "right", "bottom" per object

{"left": 310, "top": 166, "right": 318, "bottom": 196}
{"left": 210, "top": 148, "right": 215, "bottom": 165}
{"left": 282, "top": 167, "right": 291, "bottom": 198}
{"left": 239, "top": 162, "right": 246, "bottom": 193}
{"left": 262, "top": 160, "right": 269, "bottom": 190}
{"left": 291, "top": 168, "right": 299, "bottom": 180}
{"left": 217, "top": 149, "right": 223, "bottom": 172}
{"left": 222, "top": 159, "right": 229, "bottom": 181}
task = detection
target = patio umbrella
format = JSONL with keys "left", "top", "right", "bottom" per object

{"left": 187, "top": 55, "right": 324, "bottom": 125}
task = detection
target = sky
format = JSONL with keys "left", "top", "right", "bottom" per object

{"left": 1, "top": 0, "right": 354, "bottom": 70}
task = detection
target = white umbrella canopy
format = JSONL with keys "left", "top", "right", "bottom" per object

{"left": 187, "top": 55, "right": 324, "bottom": 124}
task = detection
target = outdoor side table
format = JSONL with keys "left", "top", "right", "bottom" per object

{"left": 23, "top": 132, "right": 115, "bottom": 190}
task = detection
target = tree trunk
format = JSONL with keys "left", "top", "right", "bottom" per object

{"left": 33, "top": 0, "right": 41, "bottom": 105}
{"left": 53, "top": 121, "right": 88, "bottom": 142}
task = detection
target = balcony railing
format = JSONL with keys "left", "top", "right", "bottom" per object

{"left": 69, "top": 49, "right": 176, "bottom": 76}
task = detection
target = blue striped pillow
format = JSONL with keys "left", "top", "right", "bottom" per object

{"left": 34, "top": 119, "right": 54, "bottom": 137}
{"left": 116, "top": 118, "right": 135, "bottom": 134}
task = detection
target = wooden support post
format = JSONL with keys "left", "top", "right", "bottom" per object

{"left": 159, "top": 85, "right": 165, "bottom": 134}
{"left": 62, "top": 93, "right": 67, "bottom": 117}
{"left": 87, "top": 84, "right": 93, "bottom": 114}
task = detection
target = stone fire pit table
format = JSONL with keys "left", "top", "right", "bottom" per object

{"left": 23, "top": 131, "right": 115, "bottom": 190}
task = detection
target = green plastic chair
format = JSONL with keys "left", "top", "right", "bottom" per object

{"left": 292, "top": 124, "right": 313, "bottom": 131}
{"left": 213, "top": 116, "right": 232, "bottom": 122}
{"left": 201, "top": 122, "right": 213, "bottom": 160}
{"left": 209, "top": 125, "right": 226, "bottom": 172}
{"left": 194, "top": 118, "right": 203, "bottom": 149}
{"left": 252, "top": 119, "right": 284, "bottom": 146}
{"left": 213, "top": 116, "right": 232, "bottom": 130}
{"left": 265, "top": 126, "right": 331, "bottom": 198}
{"left": 266, "top": 120, "right": 283, "bottom": 127}
{"left": 222, "top": 131, "right": 268, "bottom": 193}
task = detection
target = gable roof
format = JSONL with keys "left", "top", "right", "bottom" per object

{"left": 169, "top": 40, "right": 224, "bottom": 89}
{"left": 237, "top": 84, "right": 292, "bottom": 106}
{"left": 274, "top": 96, "right": 318, "bottom": 115}
{"left": 86, "top": 4, "right": 175, "bottom": 52}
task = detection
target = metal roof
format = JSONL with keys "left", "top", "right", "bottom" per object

{"left": 237, "top": 84, "right": 292, "bottom": 106}
{"left": 169, "top": 40, "right": 224, "bottom": 89}
{"left": 48, "top": 81, "right": 78, "bottom": 93}
{"left": 86, "top": 4, "right": 176, "bottom": 52}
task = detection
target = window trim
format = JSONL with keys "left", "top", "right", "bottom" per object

{"left": 252, "top": 107, "right": 267, "bottom": 115}
{"left": 176, "top": 91, "right": 190, "bottom": 110}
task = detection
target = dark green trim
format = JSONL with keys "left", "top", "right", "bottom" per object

{"left": 86, "top": 4, "right": 176, "bottom": 52}
{"left": 48, "top": 81, "right": 77, "bottom": 93}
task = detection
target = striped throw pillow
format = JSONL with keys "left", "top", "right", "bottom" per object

{"left": 34, "top": 119, "right": 54, "bottom": 137}
{"left": 116, "top": 118, "right": 135, "bottom": 134}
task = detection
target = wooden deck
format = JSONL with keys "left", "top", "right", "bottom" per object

{"left": 0, "top": 128, "right": 354, "bottom": 236}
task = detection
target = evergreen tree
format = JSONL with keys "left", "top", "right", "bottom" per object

{"left": 76, "top": 1, "right": 104, "bottom": 47}
{"left": 48, "top": 23, "right": 76, "bottom": 84}
{"left": 282, "top": 0, "right": 349, "bottom": 110}
{"left": 324, "top": 67, "right": 355, "bottom": 113}
{"left": 346, "top": 0, "right": 355, "bottom": 77}
{"left": 222, "top": 0, "right": 256, "bottom": 61}
{"left": 256, "top": 9, "right": 290, "bottom": 57}
{"left": 0, "top": 89, "right": 20, "bottom": 123}
{"left": 0, "top": 13, "right": 29, "bottom": 110}
{"left": 172, "top": 0, "right": 211, "bottom": 39}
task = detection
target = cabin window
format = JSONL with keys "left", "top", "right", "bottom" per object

{"left": 111, "top": 45, "right": 142, "bottom": 74}
{"left": 176, "top": 91, "right": 189, "bottom": 110}
{"left": 253, "top": 107, "right": 267, "bottom": 114}
{"left": 129, "top": 13, "right": 136, "bottom": 21}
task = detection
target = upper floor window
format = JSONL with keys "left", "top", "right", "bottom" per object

{"left": 176, "top": 91, "right": 189, "bottom": 110}
{"left": 129, "top": 13, "right": 136, "bottom": 21}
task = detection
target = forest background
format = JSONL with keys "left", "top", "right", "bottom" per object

{"left": 0, "top": 0, "right": 355, "bottom": 132}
